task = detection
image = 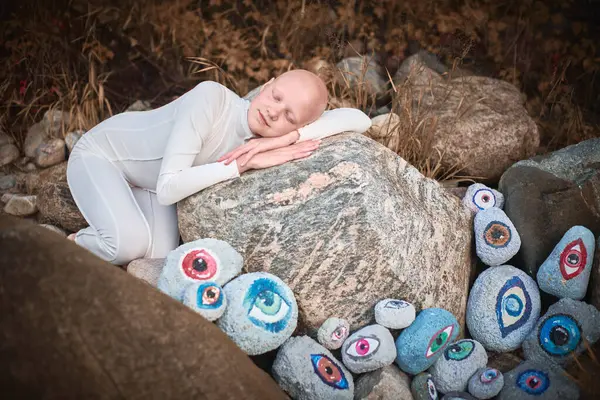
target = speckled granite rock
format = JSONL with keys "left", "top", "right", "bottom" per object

{"left": 178, "top": 133, "right": 474, "bottom": 332}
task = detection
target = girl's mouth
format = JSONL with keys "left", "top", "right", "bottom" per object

{"left": 259, "top": 110, "right": 269, "bottom": 127}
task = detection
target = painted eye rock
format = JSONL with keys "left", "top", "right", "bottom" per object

{"left": 341, "top": 324, "right": 396, "bottom": 374}
{"left": 395, "top": 308, "right": 459, "bottom": 375}
{"left": 536, "top": 226, "right": 595, "bottom": 300}
{"left": 374, "top": 298, "right": 416, "bottom": 330}
{"left": 216, "top": 272, "right": 298, "bottom": 355}
{"left": 522, "top": 298, "right": 600, "bottom": 366}
{"left": 317, "top": 317, "right": 350, "bottom": 350}
{"left": 474, "top": 207, "right": 521, "bottom": 266}
{"left": 182, "top": 281, "right": 227, "bottom": 321}
{"left": 466, "top": 265, "right": 541, "bottom": 352}
{"left": 430, "top": 339, "right": 488, "bottom": 393}
{"left": 497, "top": 360, "right": 580, "bottom": 400}
{"left": 157, "top": 238, "right": 243, "bottom": 301}
{"left": 272, "top": 335, "right": 354, "bottom": 400}
{"left": 462, "top": 183, "right": 504, "bottom": 213}
{"left": 467, "top": 367, "right": 504, "bottom": 399}
{"left": 411, "top": 372, "right": 439, "bottom": 400}
{"left": 440, "top": 392, "right": 478, "bottom": 400}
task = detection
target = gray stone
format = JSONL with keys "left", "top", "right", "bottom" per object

{"left": 441, "top": 392, "right": 477, "bottom": 400}
{"left": 35, "top": 138, "right": 66, "bottom": 168}
{"left": 410, "top": 372, "right": 439, "bottom": 400}
{"left": 336, "top": 56, "right": 387, "bottom": 98}
{"left": 39, "top": 224, "right": 67, "bottom": 237}
{"left": 0, "top": 143, "right": 20, "bottom": 167}
{"left": 429, "top": 339, "right": 488, "bottom": 393}
{"left": 65, "top": 130, "right": 84, "bottom": 154}
{"left": 393, "top": 51, "right": 447, "bottom": 87}
{"left": 217, "top": 272, "right": 298, "bottom": 355}
{"left": 0, "top": 175, "right": 16, "bottom": 191}
{"left": 317, "top": 317, "right": 349, "bottom": 350}
{"left": 42, "top": 110, "right": 70, "bottom": 136}
{"left": 177, "top": 133, "right": 474, "bottom": 333}
{"left": 23, "top": 121, "right": 48, "bottom": 158}
{"left": 354, "top": 364, "right": 413, "bottom": 400}
{"left": 474, "top": 207, "right": 521, "bottom": 266}
{"left": 536, "top": 225, "right": 595, "bottom": 300}
{"left": 498, "top": 138, "right": 600, "bottom": 277}
{"left": 4, "top": 195, "right": 37, "bottom": 216}
{"left": 1, "top": 193, "right": 14, "bottom": 203}
{"left": 127, "top": 258, "right": 165, "bottom": 287}
{"left": 522, "top": 298, "right": 600, "bottom": 367}
{"left": 0, "top": 131, "right": 15, "bottom": 146}
{"left": 466, "top": 265, "right": 541, "bottom": 352}
{"left": 462, "top": 183, "right": 504, "bottom": 213}
{"left": 182, "top": 281, "right": 227, "bottom": 321}
{"left": 467, "top": 367, "right": 504, "bottom": 399}
{"left": 497, "top": 360, "right": 580, "bottom": 400}
{"left": 157, "top": 238, "right": 243, "bottom": 301}
{"left": 374, "top": 299, "right": 416, "bottom": 329}
{"left": 395, "top": 308, "right": 460, "bottom": 375}
{"left": 341, "top": 324, "right": 396, "bottom": 374}
{"left": 125, "top": 100, "right": 152, "bottom": 112}
{"left": 272, "top": 335, "right": 354, "bottom": 400}
{"left": 366, "top": 113, "right": 403, "bottom": 154}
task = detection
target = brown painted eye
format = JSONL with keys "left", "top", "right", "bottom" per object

{"left": 202, "top": 285, "right": 221, "bottom": 306}
{"left": 483, "top": 221, "right": 512, "bottom": 248}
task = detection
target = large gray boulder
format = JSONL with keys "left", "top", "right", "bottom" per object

{"left": 177, "top": 133, "right": 474, "bottom": 332}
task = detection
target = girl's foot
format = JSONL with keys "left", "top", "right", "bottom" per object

{"left": 67, "top": 233, "right": 76, "bottom": 241}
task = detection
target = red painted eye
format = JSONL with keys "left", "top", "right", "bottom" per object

{"left": 181, "top": 249, "right": 218, "bottom": 280}
{"left": 559, "top": 239, "right": 587, "bottom": 280}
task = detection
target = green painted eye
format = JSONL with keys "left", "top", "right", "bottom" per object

{"left": 444, "top": 339, "right": 475, "bottom": 361}
{"left": 425, "top": 325, "right": 454, "bottom": 358}
{"left": 255, "top": 290, "right": 281, "bottom": 316}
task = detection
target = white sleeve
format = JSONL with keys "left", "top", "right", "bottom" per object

{"left": 156, "top": 81, "right": 240, "bottom": 206}
{"left": 296, "top": 108, "right": 372, "bottom": 142}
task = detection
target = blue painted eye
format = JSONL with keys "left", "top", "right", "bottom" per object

{"left": 495, "top": 276, "right": 532, "bottom": 338}
{"left": 195, "top": 282, "right": 223, "bottom": 309}
{"left": 444, "top": 339, "right": 474, "bottom": 361}
{"left": 480, "top": 368, "right": 499, "bottom": 384}
{"left": 539, "top": 314, "right": 581, "bottom": 357}
{"left": 243, "top": 278, "right": 291, "bottom": 333}
{"left": 516, "top": 369, "right": 549, "bottom": 395}
{"left": 310, "top": 354, "right": 349, "bottom": 390}
{"left": 384, "top": 300, "right": 409, "bottom": 309}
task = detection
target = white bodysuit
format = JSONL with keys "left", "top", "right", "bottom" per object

{"left": 67, "top": 80, "right": 372, "bottom": 265}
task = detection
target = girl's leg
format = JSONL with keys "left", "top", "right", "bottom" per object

{"left": 66, "top": 153, "right": 151, "bottom": 265}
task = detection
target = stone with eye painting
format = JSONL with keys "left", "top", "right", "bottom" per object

{"left": 182, "top": 281, "right": 227, "bottom": 321}
{"left": 216, "top": 272, "right": 298, "bottom": 355}
{"left": 374, "top": 298, "right": 416, "bottom": 330}
{"left": 429, "top": 339, "right": 488, "bottom": 393}
{"left": 536, "top": 226, "right": 595, "bottom": 300}
{"left": 272, "top": 335, "right": 354, "bottom": 400}
{"left": 466, "top": 265, "right": 541, "bottom": 352}
{"left": 462, "top": 183, "right": 504, "bottom": 213}
{"left": 410, "top": 372, "right": 439, "bottom": 400}
{"left": 497, "top": 359, "right": 580, "bottom": 400}
{"left": 317, "top": 317, "right": 350, "bottom": 350}
{"left": 467, "top": 367, "right": 504, "bottom": 399}
{"left": 341, "top": 324, "right": 396, "bottom": 374}
{"left": 157, "top": 238, "right": 243, "bottom": 301}
{"left": 440, "top": 392, "right": 478, "bottom": 400}
{"left": 522, "top": 297, "right": 600, "bottom": 367}
{"left": 474, "top": 207, "right": 521, "bottom": 266}
{"left": 395, "top": 307, "right": 460, "bottom": 375}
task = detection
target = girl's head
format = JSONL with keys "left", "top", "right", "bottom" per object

{"left": 248, "top": 69, "right": 328, "bottom": 137}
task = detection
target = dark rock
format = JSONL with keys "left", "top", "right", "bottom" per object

{"left": 354, "top": 364, "right": 413, "bottom": 400}
{"left": 0, "top": 144, "right": 20, "bottom": 167}
{"left": 178, "top": 133, "right": 474, "bottom": 333}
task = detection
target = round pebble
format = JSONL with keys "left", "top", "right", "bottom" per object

{"left": 441, "top": 392, "right": 477, "bottom": 400}
{"left": 272, "top": 335, "right": 354, "bottom": 400}
{"left": 462, "top": 183, "right": 504, "bottom": 213}
{"left": 317, "top": 317, "right": 350, "bottom": 350}
{"left": 216, "top": 272, "right": 298, "bottom": 355}
{"left": 467, "top": 367, "right": 504, "bottom": 399}
{"left": 410, "top": 372, "right": 439, "bottom": 400}
{"left": 395, "top": 308, "right": 460, "bottom": 375}
{"left": 341, "top": 324, "right": 396, "bottom": 374}
{"left": 536, "top": 225, "right": 595, "bottom": 300}
{"left": 374, "top": 298, "right": 416, "bottom": 329}
{"left": 466, "top": 265, "right": 541, "bottom": 352}
{"left": 474, "top": 207, "right": 521, "bottom": 266}
{"left": 429, "top": 339, "right": 488, "bottom": 393}
{"left": 157, "top": 238, "right": 243, "bottom": 301}
{"left": 182, "top": 281, "right": 227, "bottom": 321}
{"left": 522, "top": 297, "right": 600, "bottom": 366}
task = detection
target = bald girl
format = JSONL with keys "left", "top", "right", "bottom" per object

{"left": 66, "top": 69, "right": 371, "bottom": 265}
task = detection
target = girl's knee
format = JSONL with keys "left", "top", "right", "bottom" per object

{"left": 104, "top": 225, "right": 151, "bottom": 265}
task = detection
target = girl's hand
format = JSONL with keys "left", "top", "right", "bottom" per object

{"left": 219, "top": 130, "right": 309, "bottom": 167}
{"left": 237, "top": 140, "right": 320, "bottom": 174}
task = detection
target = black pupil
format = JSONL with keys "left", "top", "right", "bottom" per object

{"left": 193, "top": 258, "right": 208, "bottom": 272}
{"left": 436, "top": 336, "right": 443, "bottom": 345}
{"left": 206, "top": 289, "right": 216, "bottom": 298}
{"left": 325, "top": 366, "right": 333, "bottom": 375}
{"left": 529, "top": 378, "right": 539, "bottom": 388}
{"left": 482, "top": 195, "right": 490, "bottom": 202}
{"left": 359, "top": 343, "right": 367, "bottom": 350}
{"left": 567, "top": 254, "right": 579, "bottom": 265}
{"left": 491, "top": 228, "right": 504, "bottom": 240}
{"left": 551, "top": 326, "right": 569, "bottom": 346}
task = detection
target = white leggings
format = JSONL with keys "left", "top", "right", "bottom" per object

{"left": 67, "top": 150, "right": 180, "bottom": 266}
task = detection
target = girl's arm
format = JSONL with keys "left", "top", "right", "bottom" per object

{"left": 295, "top": 108, "right": 372, "bottom": 142}
{"left": 156, "top": 81, "right": 240, "bottom": 206}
